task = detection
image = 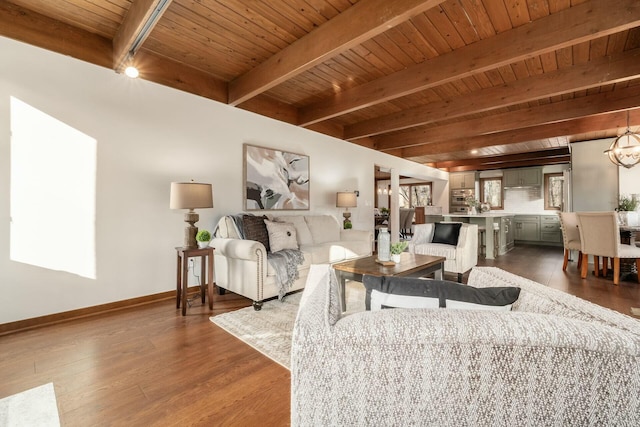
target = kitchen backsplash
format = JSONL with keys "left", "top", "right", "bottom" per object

{"left": 503, "top": 187, "right": 545, "bottom": 212}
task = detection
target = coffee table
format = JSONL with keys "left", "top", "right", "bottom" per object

{"left": 332, "top": 253, "right": 445, "bottom": 311}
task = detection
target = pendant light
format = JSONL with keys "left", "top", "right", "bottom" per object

{"left": 604, "top": 110, "right": 640, "bottom": 168}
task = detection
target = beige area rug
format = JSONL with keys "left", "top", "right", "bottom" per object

{"left": 210, "top": 281, "right": 365, "bottom": 369}
{"left": 0, "top": 383, "right": 60, "bottom": 427}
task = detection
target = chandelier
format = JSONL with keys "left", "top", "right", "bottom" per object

{"left": 604, "top": 110, "right": 640, "bottom": 168}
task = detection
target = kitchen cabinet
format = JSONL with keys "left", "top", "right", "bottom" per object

{"left": 514, "top": 215, "right": 540, "bottom": 241}
{"left": 540, "top": 215, "right": 562, "bottom": 243}
{"left": 450, "top": 172, "right": 476, "bottom": 189}
{"left": 504, "top": 168, "right": 542, "bottom": 187}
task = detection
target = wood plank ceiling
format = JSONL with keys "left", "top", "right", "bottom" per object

{"left": 2, "top": 0, "right": 640, "bottom": 171}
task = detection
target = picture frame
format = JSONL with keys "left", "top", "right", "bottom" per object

{"left": 243, "top": 143, "right": 310, "bottom": 211}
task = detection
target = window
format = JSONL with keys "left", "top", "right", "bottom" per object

{"left": 10, "top": 97, "right": 97, "bottom": 279}
{"left": 399, "top": 183, "right": 432, "bottom": 208}
{"left": 479, "top": 177, "right": 503, "bottom": 209}
{"left": 544, "top": 173, "right": 564, "bottom": 210}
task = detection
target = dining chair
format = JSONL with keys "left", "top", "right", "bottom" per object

{"left": 576, "top": 211, "right": 640, "bottom": 285}
{"left": 558, "top": 212, "right": 582, "bottom": 271}
{"left": 401, "top": 208, "right": 415, "bottom": 239}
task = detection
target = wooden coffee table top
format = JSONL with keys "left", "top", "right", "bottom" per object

{"left": 333, "top": 253, "right": 445, "bottom": 277}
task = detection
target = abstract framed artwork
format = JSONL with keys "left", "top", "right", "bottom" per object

{"left": 243, "top": 144, "right": 310, "bottom": 210}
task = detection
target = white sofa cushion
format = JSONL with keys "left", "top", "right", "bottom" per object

{"left": 301, "top": 243, "right": 346, "bottom": 264}
{"left": 305, "top": 215, "right": 340, "bottom": 244}
{"left": 275, "top": 215, "right": 314, "bottom": 246}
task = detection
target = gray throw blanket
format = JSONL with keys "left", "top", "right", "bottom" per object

{"left": 268, "top": 249, "right": 305, "bottom": 300}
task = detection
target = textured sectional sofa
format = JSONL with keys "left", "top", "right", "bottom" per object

{"left": 211, "top": 214, "right": 372, "bottom": 309}
{"left": 291, "top": 265, "right": 640, "bottom": 426}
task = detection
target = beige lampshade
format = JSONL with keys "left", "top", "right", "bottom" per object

{"left": 336, "top": 191, "right": 357, "bottom": 208}
{"left": 170, "top": 182, "right": 214, "bottom": 209}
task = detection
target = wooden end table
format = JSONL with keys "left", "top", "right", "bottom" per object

{"left": 333, "top": 253, "right": 445, "bottom": 311}
{"left": 175, "top": 246, "right": 215, "bottom": 316}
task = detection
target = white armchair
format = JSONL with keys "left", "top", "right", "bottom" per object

{"left": 408, "top": 222, "right": 478, "bottom": 282}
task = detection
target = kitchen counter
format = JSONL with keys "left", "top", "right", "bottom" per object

{"left": 444, "top": 213, "right": 515, "bottom": 218}
{"left": 443, "top": 213, "right": 515, "bottom": 260}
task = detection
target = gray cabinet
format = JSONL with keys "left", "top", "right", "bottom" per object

{"left": 540, "top": 215, "right": 562, "bottom": 243}
{"left": 504, "top": 168, "right": 542, "bottom": 187}
{"left": 450, "top": 172, "right": 476, "bottom": 189}
{"left": 514, "top": 215, "right": 540, "bottom": 241}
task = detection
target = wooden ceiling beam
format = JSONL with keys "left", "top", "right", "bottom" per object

{"left": 446, "top": 157, "right": 571, "bottom": 172}
{"left": 299, "top": 0, "right": 640, "bottom": 126}
{"left": 130, "top": 50, "right": 227, "bottom": 103}
{"left": 376, "top": 85, "right": 640, "bottom": 150}
{"left": 345, "top": 48, "right": 640, "bottom": 140}
{"left": 401, "top": 110, "right": 640, "bottom": 158}
{"left": 433, "top": 149, "right": 570, "bottom": 169}
{"left": 113, "top": 0, "right": 173, "bottom": 72}
{"left": 228, "top": 0, "right": 446, "bottom": 106}
{"left": 0, "top": 1, "right": 112, "bottom": 68}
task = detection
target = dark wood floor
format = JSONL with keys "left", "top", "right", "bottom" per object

{"left": 1, "top": 245, "right": 639, "bottom": 426}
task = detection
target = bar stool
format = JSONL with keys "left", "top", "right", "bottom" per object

{"left": 478, "top": 226, "right": 487, "bottom": 257}
{"left": 478, "top": 224, "right": 500, "bottom": 258}
{"left": 492, "top": 223, "right": 500, "bottom": 258}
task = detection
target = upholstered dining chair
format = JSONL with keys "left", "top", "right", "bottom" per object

{"left": 576, "top": 211, "right": 640, "bottom": 285}
{"left": 401, "top": 208, "right": 415, "bottom": 239}
{"left": 558, "top": 212, "right": 582, "bottom": 271}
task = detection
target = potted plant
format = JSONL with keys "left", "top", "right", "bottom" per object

{"left": 465, "top": 196, "right": 480, "bottom": 214}
{"left": 196, "top": 229, "right": 211, "bottom": 248}
{"left": 616, "top": 195, "right": 639, "bottom": 226}
{"left": 390, "top": 241, "right": 408, "bottom": 263}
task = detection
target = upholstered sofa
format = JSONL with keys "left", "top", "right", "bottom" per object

{"left": 291, "top": 265, "right": 640, "bottom": 426}
{"left": 408, "top": 222, "right": 478, "bottom": 281}
{"left": 211, "top": 214, "right": 372, "bottom": 309}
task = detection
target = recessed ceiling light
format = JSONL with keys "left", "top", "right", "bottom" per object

{"left": 471, "top": 149, "right": 478, "bottom": 154}
{"left": 124, "top": 66, "right": 139, "bottom": 78}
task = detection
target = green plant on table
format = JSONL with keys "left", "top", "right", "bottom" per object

{"left": 380, "top": 207, "right": 389, "bottom": 215}
{"left": 617, "top": 195, "right": 639, "bottom": 211}
{"left": 344, "top": 220, "right": 353, "bottom": 229}
{"left": 390, "top": 241, "right": 408, "bottom": 255}
{"left": 196, "top": 229, "right": 211, "bottom": 242}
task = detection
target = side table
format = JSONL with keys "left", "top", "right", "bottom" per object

{"left": 175, "top": 246, "right": 215, "bottom": 316}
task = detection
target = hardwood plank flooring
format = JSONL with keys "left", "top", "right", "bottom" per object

{"left": 1, "top": 244, "right": 639, "bottom": 426}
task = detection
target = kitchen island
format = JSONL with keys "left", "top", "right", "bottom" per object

{"left": 443, "top": 213, "right": 515, "bottom": 259}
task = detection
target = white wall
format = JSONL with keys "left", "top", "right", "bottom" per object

{"left": 0, "top": 36, "right": 447, "bottom": 323}
{"left": 570, "top": 139, "right": 619, "bottom": 212}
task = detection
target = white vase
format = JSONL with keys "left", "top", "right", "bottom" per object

{"left": 391, "top": 253, "right": 401, "bottom": 263}
{"left": 197, "top": 241, "right": 209, "bottom": 248}
{"left": 378, "top": 227, "right": 391, "bottom": 261}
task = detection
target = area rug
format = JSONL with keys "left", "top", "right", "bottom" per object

{"left": 0, "top": 383, "right": 60, "bottom": 427}
{"left": 210, "top": 281, "right": 365, "bottom": 369}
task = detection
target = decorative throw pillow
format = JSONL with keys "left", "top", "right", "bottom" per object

{"left": 242, "top": 214, "right": 270, "bottom": 252}
{"left": 432, "top": 222, "right": 462, "bottom": 245}
{"left": 264, "top": 220, "right": 298, "bottom": 252}
{"left": 362, "top": 275, "right": 520, "bottom": 311}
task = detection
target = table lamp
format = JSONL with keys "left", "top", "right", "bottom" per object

{"left": 336, "top": 191, "right": 357, "bottom": 229}
{"left": 170, "top": 181, "right": 213, "bottom": 248}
